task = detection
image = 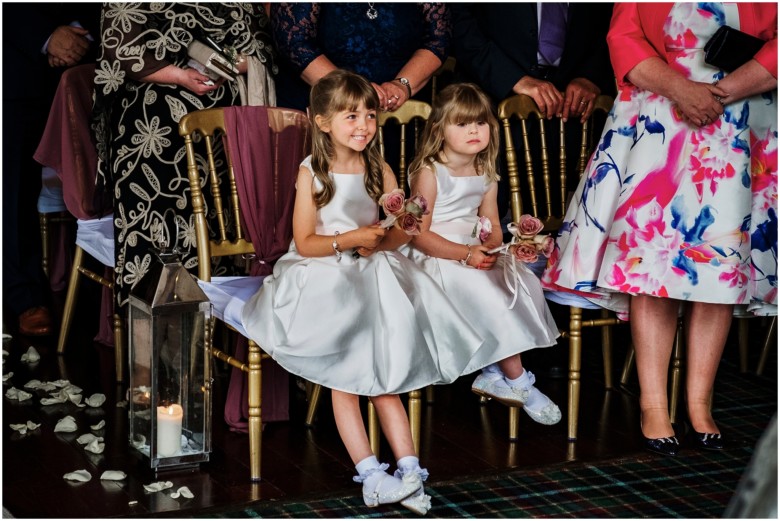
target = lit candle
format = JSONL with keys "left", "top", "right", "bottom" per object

{"left": 156, "top": 404, "right": 183, "bottom": 457}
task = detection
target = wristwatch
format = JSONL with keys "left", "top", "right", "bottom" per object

{"left": 394, "top": 77, "right": 412, "bottom": 97}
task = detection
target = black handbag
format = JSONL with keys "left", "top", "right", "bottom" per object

{"left": 704, "top": 25, "right": 765, "bottom": 72}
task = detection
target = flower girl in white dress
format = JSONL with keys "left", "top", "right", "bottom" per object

{"left": 404, "top": 83, "right": 562, "bottom": 425}
{"left": 241, "top": 70, "right": 489, "bottom": 514}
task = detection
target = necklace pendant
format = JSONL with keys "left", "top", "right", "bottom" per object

{"left": 366, "top": 6, "right": 378, "bottom": 19}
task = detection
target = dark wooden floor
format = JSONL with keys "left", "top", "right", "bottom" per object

{"left": 2, "top": 273, "right": 776, "bottom": 518}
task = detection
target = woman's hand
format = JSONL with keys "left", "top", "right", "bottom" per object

{"left": 379, "top": 80, "right": 410, "bottom": 112}
{"left": 670, "top": 80, "right": 728, "bottom": 127}
{"left": 178, "top": 67, "right": 223, "bottom": 95}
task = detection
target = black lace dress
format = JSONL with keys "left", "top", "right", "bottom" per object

{"left": 92, "top": 3, "right": 277, "bottom": 307}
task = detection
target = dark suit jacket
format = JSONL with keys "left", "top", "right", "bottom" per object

{"left": 451, "top": 3, "right": 616, "bottom": 102}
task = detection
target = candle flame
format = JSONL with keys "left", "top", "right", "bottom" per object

{"left": 167, "top": 405, "right": 176, "bottom": 415}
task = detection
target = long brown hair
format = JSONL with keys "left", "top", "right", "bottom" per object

{"left": 308, "top": 70, "right": 385, "bottom": 207}
{"left": 409, "top": 83, "right": 500, "bottom": 184}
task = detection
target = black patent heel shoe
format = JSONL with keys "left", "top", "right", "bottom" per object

{"left": 643, "top": 435, "right": 681, "bottom": 456}
{"left": 689, "top": 431, "right": 724, "bottom": 450}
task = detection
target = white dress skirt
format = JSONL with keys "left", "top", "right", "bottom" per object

{"left": 403, "top": 161, "right": 560, "bottom": 375}
{"left": 241, "top": 157, "right": 492, "bottom": 396}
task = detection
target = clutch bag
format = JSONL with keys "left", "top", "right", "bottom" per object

{"left": 187, "top": 40, "right": 238, "bottom": 81}
{"left": 703, "top": 25, "right": 765, "bottom": 72}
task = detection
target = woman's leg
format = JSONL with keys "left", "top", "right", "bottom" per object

{"left": 684, "top": 302, "right": 733, "bottom": 434}
{"left": 331, "top": 390, "right": 373, "bottom": 464}
{"left": 631, "top": 294, "right": 680, "bottom": 438}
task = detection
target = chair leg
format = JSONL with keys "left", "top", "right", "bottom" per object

{"left": 738, "top": 318, "right": 749, "bottom": 373}
{"left": 247, "top": 339, "right": 263, "bottom": 481}
{"left": 408, "top": 390, "right": 422, "bottom": 455}
{"left": 113, "top": 313, "right": 125, "bottom": 383}
{"left": 600, "top": 309, "right": 613, "bottom": 389}
{"left": 39, "top": 213, "right": 50, "bottom": 277}
{"left": 508, "top": 407, "right": 520, "bottom": 441}
{"left": 757, "top": 316, "right": 777, "bottom": 376}
{"left": 57, "top": 246, "right": 85, "bottom": 354}
{"left": 620, "top": 344, "right": 635, "bottom": 387}
{"left": 368, "top": 401, "right": 380, "bottom": 456}
{"left": 305, "top": 384, "right": 323, "bottom": 427}
{"left": 567, "top": 306, "right": 583, "bottom": 441}
{"left": 669, "top": 318, "right": 684, "bottom": 425}
{"left": 425, "top": 385, "right": 435, "bottom": 404}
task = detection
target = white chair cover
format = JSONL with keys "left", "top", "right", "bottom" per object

{"left": 197, "top": 276, "right": 266, "bottom": 338}
{"left": 75, "top": 215, "right": 114, "bottom": 267}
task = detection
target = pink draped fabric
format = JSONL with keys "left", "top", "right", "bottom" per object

{"left": 221, "top": 105, "right": 310, "bottom": 429}
{"left": 33, "top": 63, "right": 115, "bottom": 347}
{"left": 33, "top": 64, "right": 110, "bottom": 220}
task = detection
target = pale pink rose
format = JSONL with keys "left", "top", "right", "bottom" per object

{"left": 516, "top": 214, "right": 544, "bottom": 237}
{"left": 512, "top": 241, "right": 539, "bottom": 263}
{"left": 405, "top": 193, "right": 429, "bottom": 216}
{"left": 398, "top": 212, "right": 421, "bottom": 235}
{"left": 534, "top": 234, "right": 555, "bottom": 257}
{"left": 379, "top": 189, "right": 405, "bottom": 216}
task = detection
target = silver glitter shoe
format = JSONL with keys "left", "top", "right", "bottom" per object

{"left": 471, "top": 372, "right": 529, "bottom": 407}
{"left": 396, "top": 466, "right": 432, "bottom": 515}
{"left": 357, "top": 468, "right": 422, "bottom": 507}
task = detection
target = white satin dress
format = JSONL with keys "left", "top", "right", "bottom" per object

{"left": 241, "top": 157, "right": 491, "bottom": 396}
{"left": 404, "top": 162, "right": 560, "bottom": 375}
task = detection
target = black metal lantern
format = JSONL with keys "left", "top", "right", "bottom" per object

{"left": 127, "top": 248, "right": 212, "bottom": 471}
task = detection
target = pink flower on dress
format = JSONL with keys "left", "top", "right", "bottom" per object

{"left": 472, "top": 216, "right": 492, "bottom": 243}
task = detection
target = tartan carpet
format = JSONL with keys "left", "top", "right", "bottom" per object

{"left": 199, "top": 360, "right": 776, "bottom": 519}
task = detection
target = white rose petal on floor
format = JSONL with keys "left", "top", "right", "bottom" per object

{"left": 63, "top": 470, "right": 92, "bottom": 482}
{"left": 85, "top": 393, "right": 106, "bottom": 407}
{"left": 91, "top": 420, "right": 106, "bottom": 430}
{"left": 9, "top": 421, "right": 40, "bottom": 435}
{"left": 170, "top": 486, "right": 194, "bottom": 499}
{"left": 20, "top": 346, "right": 40, "bottom": 363}
{"left": 100, "top": 471, "right": 127, "bottom": 481}
{"left": 143, "top": 481, "right": 174, "bottom": 493}
{"left": 54, "top": 416, "right": 78, "bottom": 433}
{"left": 5, "top": 387, "right": 32, "bottom": 401}
{"left": 84, "top": 438, "right": 105, "bottom": 454}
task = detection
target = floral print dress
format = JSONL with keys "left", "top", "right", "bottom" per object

{"left": 542, "top": 3, "right": 777, "bottom": 316}
{"left": 93, "top": 3, "right": 277, "bottom": 307}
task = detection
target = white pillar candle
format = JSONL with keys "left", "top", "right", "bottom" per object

{"left": 156, "top": 404, "right": 183, "bottom": 457}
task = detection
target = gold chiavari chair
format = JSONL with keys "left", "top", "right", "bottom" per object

{"left": 379, "top": 100, "right": 432, "bottom": 195}
{"left": 497, "top": 93, "right": 642, "bottom": 442}
{"left": 180, "top": 105, "right": 311, "bottom": 481}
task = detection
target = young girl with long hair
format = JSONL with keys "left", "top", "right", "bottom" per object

{"left": 241, "top": 70, "right": 488, "bottom": 514}
{"left": 405, "top": 83, "right": 562, "bottom": 425}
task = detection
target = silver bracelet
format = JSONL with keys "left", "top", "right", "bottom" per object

{"left": 459, "top": 244, "right": 472, "bottom": 266}
{"left": 332, "top": 231, "right": 342, "bottom": 262}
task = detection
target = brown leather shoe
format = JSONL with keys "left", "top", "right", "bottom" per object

{"left": 18, "top": 306, "right": 52, "bottom": 336}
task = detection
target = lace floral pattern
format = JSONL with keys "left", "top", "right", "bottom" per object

{"left": 271, "top": 3, "right": 450, "bottom": 82}
{"left": 93, "top": 3, "right": 277, "bottom": 306}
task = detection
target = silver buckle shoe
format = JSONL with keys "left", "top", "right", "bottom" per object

{"left": 471, "top": 372, "right": 529, "bottom": 407}
{"left": 357, "top": 467, "right": 422, "bottom": 507}
{"left": 395, "top": 466, "right": 432, "bottom": 515}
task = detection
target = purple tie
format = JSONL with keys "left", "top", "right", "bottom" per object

{"left": 538, "top": 3, "right": 568, "bottom": 66}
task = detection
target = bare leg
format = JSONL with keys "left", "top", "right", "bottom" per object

{"left": 497, "top": 354, "right": 523, "bottom": 379}
{"left": 332, "top": 389, "right": 373, "bottom": 465}
{"left": 684, "top": 302, "right": 732, "bottom": 434}
{"left": 631, "top": 294, "right": 679, "bottom": 438}
{"left": 370, "top": 394, "right": 416, "bottom": 459}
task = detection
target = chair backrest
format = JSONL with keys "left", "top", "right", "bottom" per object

{"left": 497, "top": 94, "right": 614, "bottom": 230}
{"left": 179, "top": 106, "right": 310, "bottom": 282}
{"left": 378, "top": 100, "right": 432, "bottom": 191}
{"left": 34, "top": 63, "right": 111, "bottom": 220}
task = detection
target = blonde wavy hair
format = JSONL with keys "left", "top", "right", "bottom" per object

{"left": 409, "top": 83, "right": 500, "bottom": 184}
{"left": 308, "top": 69, "right": 385, "bottom": 208}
